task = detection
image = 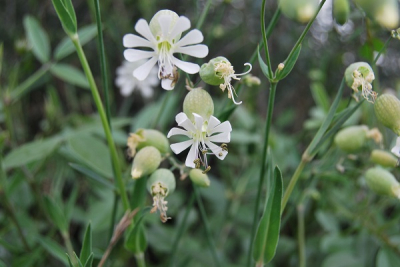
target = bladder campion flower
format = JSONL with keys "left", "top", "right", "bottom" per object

{"left": 345, "top": 62, "right": 376, "bottom": 103}
{"left": 200, "top": 57, "right": 252, "bottom": 105}
{"left": 167, "top": 112, "right": 232, "bottom": 171}
{"left": 123, "top": 10, "right": 208, "bottom": 90}
{"left": 115, "top": 60, "right": 158, "bottom": 98}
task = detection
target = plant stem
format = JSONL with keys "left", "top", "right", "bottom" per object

{"left": 62, "top": 231, "right": 77, "bottom": 265}
{"left": 260, "top": 0, "right": 273, "bottom": 79}
{"left": 196, "top": 0, "right": 213, "bottom": 30}
{"left": 281, "top": 158, "right": 307, "bottom": 212}
{"left": 193, "top": 185, "right": 221, "bottom": 267}
{"left": 246, "top": 81, "right": 277, "bottom": 266}
{"left": 71, "top": 36, "right": 130, "bottom": 211}
{"left": 169, "top": 193, "right": 196, "bottom": 267}
{"left": 297, "top": 204, "right": 306, "bottom": 267}
{"left": 135, "top": 252, "right": 146, "bottom": 267}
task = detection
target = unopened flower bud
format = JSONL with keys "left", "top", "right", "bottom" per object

{"left": 127, "top": 129, "right": 169, "bottom": 157}
{"left": 279, "top": 0, "right": 319, "bottom": 23}
{"left": 334, "top": 125, "right": 368, "bottom": 153}
{"left": 147, "top": 168, "right": 176, "bottom": 223}
{"left": 354, "top": 0, "right": 399, "bottom": 29}
{"left": 183, "top": 88, "right": 214, "bottom": 122}
{"left": 370, "top": 149, "right": 398, "bottom": 168}
{"left": 242, "top": 74, "right": 261, "bottom": 87}
{"left": 131, "top": 146, "right": 161, "bottom": 179}
{"left": 374, "top": 94, "right": 400, "bottom": 136}
{"left": 365, "top": 167, "right": 400, "bottom": 198}
{"left": 344, "top": 62, "right": 376, "bottom": 103}
{"left": 189, "top": 169, "right": 210, "bottom": 187}
{"left": 333, "top": 0, "right": 350, "bottom": 25}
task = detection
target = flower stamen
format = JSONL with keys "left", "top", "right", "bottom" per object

{"left": 150, "top": 182, "right": 171, "bottom": 223}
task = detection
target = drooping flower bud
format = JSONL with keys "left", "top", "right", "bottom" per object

{"left": 344, "top": 62, "right": 376, "bottom": 103}
{"left": 334, "top": 125, "right": 368, "bottom": 153}
{"left": 374, "top": 94, "right": 400, "bottom": 136}
{"left": 189, "top": 169, "right": 210, "bottom": 187}
{"left": 279, "top": 0, "right": 319, "bottom": 23}
{"left": 370, "top": 149, "right": 398, "bottom": 168}
{"left": 333, "top": 0, "right": 350, "bottom": 25}
{"left": 127, "top": 129, "right": 169, "bottom": 157}
{"left": 365, "top": 167, "right": 400, "bottom": 198}
{"left": 200, "top": 57, "right": 251, "bottom": 105}
{"left": 183, "top": 88, "right": 214, "bottom": 122}
{"left": 147, "top": 168, "right": 176, "bottom": 223}
{"left": 131, "top": 146, "right": 161, "bottom": 179}
{"left": 356, "top": 0, "right": 399, "bottom": 29}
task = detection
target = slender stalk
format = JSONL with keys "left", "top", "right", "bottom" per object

{"left": 260, "top": 0, "right": 273, "bottom": 79}
{"left": 62, "top": 231, "right": 77, "bottom": 265}
{"left": 169, "top": 193, "right": 196, "bottom": 267}
{"left": 297, "top": 204, "right": 306, "bottom": 267}
{"left": 246, "top": 82, "right": 277, "bottom": 266}
{"left": 71, "top": 36, "right": 130, "bottom": 211}
{"left": 193, "top": 185, "right": 221, "bottom": 267}
{"left": 281, "top": 158, "right": 307, "bottom": 212}
{"left": 93, "top": 0, "right": 111, "bottom": 126}
{"left": 135, "top": 253, "right": 146, "bottom": 267}
{"left": 196, "top": 0, "right": 213, "bottom": 30}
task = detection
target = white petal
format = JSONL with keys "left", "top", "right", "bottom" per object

{"left": 171, "top": 57, "right": 200, "bottom": 74}
{"left": 207, "top": 116, "right": 221, "bottom": 131}
{"left": 120, "top": 84, "right": 134, "bottom": 96}
{"left": 167, "top": 127, "right": 190, "bottom": 138}
{"left": 176, "top": 112, "right": 189, "bottom": 124}
{"left": 391, "top": 137, "right": 400, "bottom": 157}
{"left": 208, "top": 132, "right": 230, "bottom": 143}
{"left": 175, "top": 29, "right": 204, "bottom": 47}
{"left": 169, "top": 16, "right": 191, "bottom": 39}
{"left": 123, "top": 34, "right": 153, "bottom": 48}
{"left": 135, "top": 19, "right": 156, "bottom": 43}
{"left": 205, "top": 141, "right": 228, "bottom": 160}
{"left": 124, "top": 49, "right": 155, "bottom": 62}
{"left": 161, "top": 79, "right": 175, "bottom": 90}
{"left": 209, "top": 121, "right": 232, "bottom": 135}
{"left": 185, "top": 142, "right": 198, "bottom": 168}
{"left": 175, "top": 45, "right": 208, "bottom": 58}
{"left": 193, "top": 113, "right": 204, "bottom": 131}
{"left": 133, "top": 57, "right": 158, "bottom": 81}
{"left": 170, "top": 140, "right": 193, "bottom": 154}
{"left": 158, "top": 15, "right": 172, "bottom": 38}
{"left": 178, "top": 116, "right": 197, "bottom": 132}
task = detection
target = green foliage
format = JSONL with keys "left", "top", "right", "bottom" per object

{"left": 23, "top": 16, "right": 51, "bottom": 63}
{"left": 50, "top": 64, "right": 90, "bottom": 89}
{"left": 51, "top": 0, "right": 77, "bottom": 35}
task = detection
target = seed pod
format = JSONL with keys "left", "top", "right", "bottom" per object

{"left": 127, "top": 129, "right": 169, "bottom": 157}
{"left": 365, "top": 167, "right": 400, "bottom": 198}
{"left": 344, "top": 62, "right": 374, "bottom": 89}
{"left": 189, "top": 169, "right": 210, "bottom": 187}
{"left": 374, "top": 94, "right": 400, "bottom": 136}
{"left": 354, "top": 0, "right": 399, "bottom": 29}
{"left": 131, "top": 146, "right": 161, "bottom": 179}
{"left": 183, "top": 88, "right": 214, "bottom": 122}
{"left": 333, "top": 0, "right": 350, "bottom": 25}
{"left": 370, "top": 149, "right": 398, "bottom": 168}
{"left": 149, "top": 10, "right": 181, "bottom": 40}
{"left": 200, "top": 57, "right": 229, "bottom": 86}
{"left": 279, "top": 0, "right": 319, "bottom": 23}
{"left": 334, "top": 125, "right": 368, "bottom": 153}
{"left": 147, "top": 168, "right": 176, "bottom": 196}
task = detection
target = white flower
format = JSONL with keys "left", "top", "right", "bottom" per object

{"left": 123, "top": 10, "right": 209, "bottom": 90}
{"left": 167, "top": 112, "right": 232, "bottom": 169}
{"left": 115, "top": 60, "right": 158, "bottom": 98}
{"left": 352, "top": 69, "right": 377, "bottom": 103}
{"left": 391, "top": 136, "right": 400, "bottom": 158}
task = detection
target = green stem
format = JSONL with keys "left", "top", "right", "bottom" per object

{"left": 71, "top": 36, "right": 130, "bottom": 211}
{"left": 260, "top": 0, "right": 273, "bottom": 78}
{"left": 169, "top": 193, "right": 196, "bottom": 267}
{"left": 281, "top": 158, "right": 307, "bottom": 212}
{"left": 93, "top": 0, "right": 111, "bottom": 126}
{"left": 62, "top": 231, "right": 77, "bottom": 265}
{"left": 135, "top": 252, "right": 146, "bottom": 267}
{"left": 196, "top": 0, "right": 213, "bottom": 29}
{"left": 193, "top": 185, "right": 221, "bottom": 267}
{"left": 246, "top": 81, "right": 277, "bottom": 266}
{"left": 297, "top": 204, "right": 306, "bottom": 267}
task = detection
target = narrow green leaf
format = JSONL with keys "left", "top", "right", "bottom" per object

{"left": 23, "top": 16, "right": 50, "bottom": 63}
{"left": 310, "top": 82, "right": 330, "bottom": 112}
{"left": 79, "top": 223, "right": 92, "bottom": 265}
{"left": 54, "top": 24, "right": 97, "bottom": 60}
{"left": 50, "top": 63, "right": 89, "bottom": 89}
{"left": 68, "top": 134, "right": 113, "bottom": 178}
{"left": 253, "top": 167, "right": 283, "bottom": 264}
{"left": 66, "top": 254, "right": 74, "bottom": 267}
{"left": 125, "top": 209, "right": 150, "bottom": 253}
{"left": 68, "top": 163, "right": 115, "bottom": 190}
{"left": 275, "top": 45, "right": 302, "bottom": 81}
{"left": 37, "top": 236, "right": 69, "bottom": 265}
{"left": 44, "top": 196, "right": 68, "bottom": 233}
{"left": 258, "top": 47, "right": 271, "bottom": 80}
{"left": 73, "top": 252, "right": 84, "bottom": 267}
{"left": 62, "top": 0, "right": 77, "bottom": 27}
{"left": 83, "top": 253, "right": 93, "bottom": 267}
{"left": 3, "top": 136, "right": 62, "bottom": 170}
{"left": 51, "top": 0, "right": 77, "bottom": 35}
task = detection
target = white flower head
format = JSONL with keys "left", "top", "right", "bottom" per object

{"left": 167, "top": 112, "right": 232, "bottom": 171}
{"left": 123, "top": 10, "right": 209, "bottom": 90}
{"left": 391, "top": 136, "right": 400, "bottom": 158}
{"left": 115, "top": 60, "right": 158, "bottom": 98}
{"left": 351, "top": 67, "right": 377, "bottom": 103}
